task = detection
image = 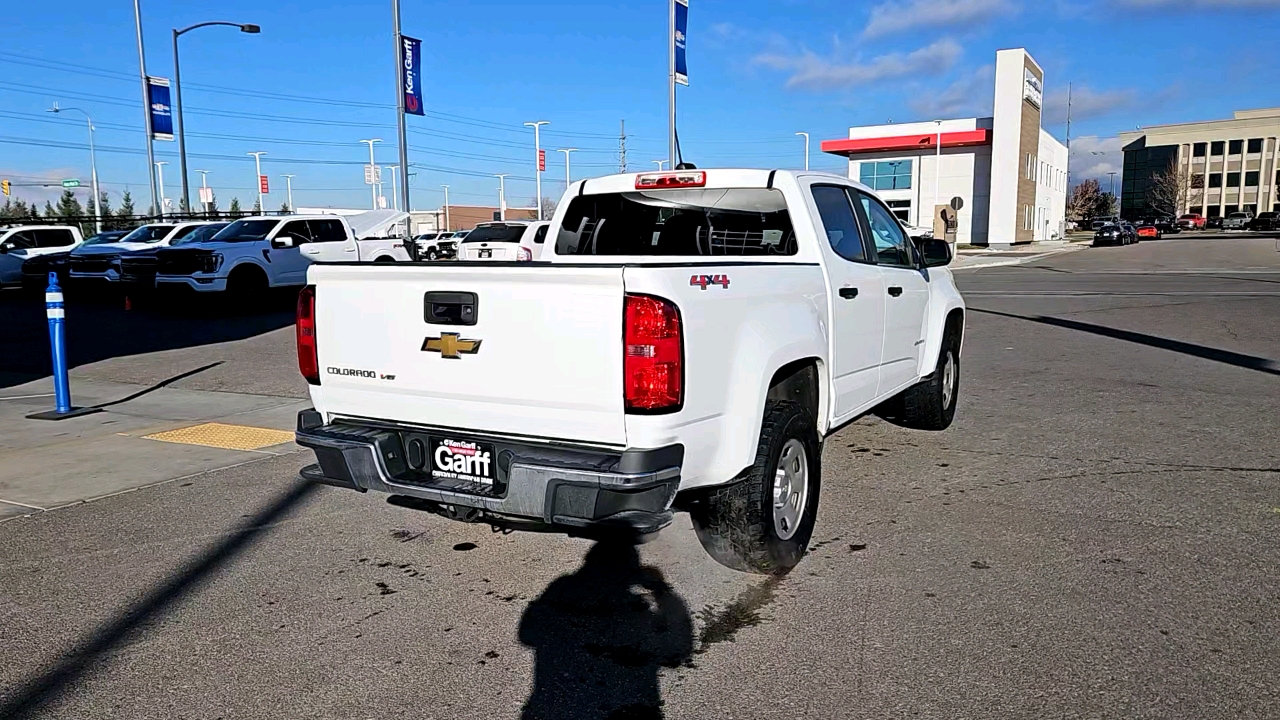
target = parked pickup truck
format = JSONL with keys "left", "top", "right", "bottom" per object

{"left": 295, "top": 169, "right": 966, "bottom": 574}
{"left": 69, "top": 221, "right": 218, "bottom": 288}
{"left": 0, "top": 225, "right": 84, "bottom": 288}
{"left": 155, "top": 212, "right": 408, "bottom": 298}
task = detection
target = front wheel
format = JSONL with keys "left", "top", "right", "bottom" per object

{"left": 427, "top": 249, "right": 439, "bottom": 261}
{"left": 896, "top": 324, "right": 961, "bottom": 430}
{"left": 689, "top": 401, "right": 821, "bottom": 575}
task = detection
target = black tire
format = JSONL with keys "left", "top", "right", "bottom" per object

{"left": 689, "top": 401, "right": 821, "bottom": 575}
{"left": 427, "top": 249, "right": 439, "bottom": 261}
{"left": 226, "top": 265, "right": 268, "bottom": 311}
{"left": 897, "top": 323, "right": 961, "bottom": 431}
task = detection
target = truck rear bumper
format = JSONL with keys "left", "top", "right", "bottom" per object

{"left": 294, "top": 410, "right": 682, "bottom": 534}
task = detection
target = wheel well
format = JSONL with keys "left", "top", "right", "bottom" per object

{"left": 945, "top": 309, "right": 964, "bottom": 354}
{"left": 227, "top": 263, "right": 267, "bottom": 283}
{"left": 766, "top": 359, "right": 820, "bottom": 422}
{"left": 373, "top": 255, "right": 395, "bottom": 263}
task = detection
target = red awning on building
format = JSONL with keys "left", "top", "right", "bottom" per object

{"left": 821, "top": 129, "right": 992, "bottom": 156}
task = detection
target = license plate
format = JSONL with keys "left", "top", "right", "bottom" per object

{"left": 429, "top": 437, "right": 496, "bottom": 487}
{"left": 479, "top": 249, "right": 492, "bottom": 258}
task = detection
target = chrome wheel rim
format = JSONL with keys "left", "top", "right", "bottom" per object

{"left": 941, "top": 350, "right": 957, "bottom": 409}
{"left": 772, "top": 439, "right": 809, "bottom": 540}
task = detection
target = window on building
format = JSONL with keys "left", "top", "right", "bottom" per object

{"left": 1225, "top": 204, "right": 1239, "bottom": 215}
{"left": 1227, "top": 172, "right": 1241, "bottom": 187}
{"left": 1245, "top": 171, "right": 1260, "bottom": 187}
{"left": 1208, "top": 173, "right": 1222, "bottom": 189}
{"left": 1189, "top": 206, "right": 1203, "bottom": 216}
{"left": 1193, "top": 142, "right": 1207, "bottom": 157}
{"left": 885, "top": 199, "right": 912, "bottom": 223}
{"left": 1207, "top": 206, "right": 1221, "bottom": 218}
{"left": 1229, "top": 139, "right": 1243, "bottom": 155}
{"left": 1191, "top": 174, "right": 1205, "bottom": 189}
{"left": 1210, "top": 141, "right": 1225, "bottom": 156}
{"left": 1244, "top": 204, "right": 1257, "bottom": 215}
{"left": 1247, "top": 138, "right": 1263, "bottom": 154}
{"left": 858, "top": 160, "right": 912, "bottom": 191}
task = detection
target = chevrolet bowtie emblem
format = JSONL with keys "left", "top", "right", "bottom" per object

{"left": 422, "top": 332, "right": 482, "bottom": 359}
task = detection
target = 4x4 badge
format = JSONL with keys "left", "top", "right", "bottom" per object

{"left": 422, "top": 332, "right": 482, "bottom": 359}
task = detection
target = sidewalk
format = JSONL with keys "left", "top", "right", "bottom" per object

{"left": 0, "top": 376, "right": 309, "bottom": 520}
{"left": 952, "top": 240, "right": 1087, "bottom": 270}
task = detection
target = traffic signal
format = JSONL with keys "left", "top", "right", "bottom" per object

{"left": 1, "top": 179, "right": 9, "bottom": 197}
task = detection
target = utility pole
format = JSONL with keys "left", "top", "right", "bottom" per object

{"left": 795, "top": 132, "right": 810, "bottom": 171}
{"left": 387, "top": 165, "right": 400, "bottom": 211}
{"left": 524, "top": 121, "right": 549, "bottom": 220}
{"left": 495, "top": 174, "right": 508, "bottom": 221}
{"left": 559, "top": 148, "right": 577, "bottom": 189}
{"left": 1065, "top": 82, "right": 1073, "bottom": 188}
{"left": 155, "top": 161, "right": 168, "bottom": 217}
{"left": 933, "top": 119, "right": 943, "bottom": 225}
{"left": 1107, "top": 171, "right": 1117, "bottom": 196}
{"left": 360, "top": 139, "right": 381, "bottom": 209}
{"left": 619, "top": 119, "right": 627, "bottom": 173}
{"left": 668, "top": 0, "right": 677, "bottom": 168}
{"left": 133, "top": 0, "right": 158, "bottom": 217}
{"left": 196, "top": 169, "right": 211, "bottom": 214}
{"left": 247, "top": 151, "right": 267, "bottom": 212}
{"left": 392, "top": 0, "right": 411, "bottom": 217}
{"left": 280, "top": 173, "right": 295, "bottom": 213}
{"left": 441, "top": 185, "right": 450, "bottom": 231}
{"left": 48, "top": 104, "right": 101, "bottom": 233}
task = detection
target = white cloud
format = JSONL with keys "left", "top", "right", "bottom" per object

{"left": 1120, "top": 0, "right": 1280, "bottom": 7}
{"left": 864, "top": 0, "right": 1017, "bottom": 37}
{"left": 756, "top": 38, "right": 963, "bottom": 92}
{"left": 908, "top": 65, "right": 995, "bottom": 118}
{"left": 1068, "top": 135, "right": 1123, "bottom": 184}
{"left": 1042, "top": 85, "right": 1138, "bottom": 125}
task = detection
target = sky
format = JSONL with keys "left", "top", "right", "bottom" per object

{"left": 3, "top": 0, "right": 1279, "bottom": 212}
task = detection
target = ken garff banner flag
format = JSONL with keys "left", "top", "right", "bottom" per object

{"left": 674, "top": 0, "right": 689, "bottom": 86}
{"left": 147, "top": 76, "right": 173, "bottom": 141}
{"left": 401, "top": 35, "right": 424, "bottom": 116}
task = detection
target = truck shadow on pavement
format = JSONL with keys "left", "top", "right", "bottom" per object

{"left": 0, "top": 289, "right": 297, "bottom": 390}
{"left": 519, "top": 541, "right": 694, "bottom": 720}
{"left": 0, "top": 480, "right": 322, "bottom": 720}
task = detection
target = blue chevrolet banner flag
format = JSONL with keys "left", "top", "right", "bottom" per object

{"left": 675, "top": 0, "right": 689, "bottom": 86}
{"left": 147, "top": 77, "right": 173, "bottom": 141}
{"left": 401, "top": 35, "right": 424, "bottom": 116}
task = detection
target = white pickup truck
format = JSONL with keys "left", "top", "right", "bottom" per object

{"left": 154, "top": 213, "right": 410, "bottom": 297}
{"left": 295, "top": 169, "right": 966, "bottom": 574}
{"left": 0, "top": 225, "right": 84, "bottom": 287}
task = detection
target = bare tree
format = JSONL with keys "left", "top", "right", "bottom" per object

{"left": 1067, "top": 179, "right": 1103, "bottom": 222}
{"left": 1146, "top": 159, "right": 1188, "bottom": 218}
{"left": 540, "top": 196, "right": 558, "bottom": 221}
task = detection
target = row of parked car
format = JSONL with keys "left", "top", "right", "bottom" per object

{"left": 1161, "top": 212, "right": 1279, "bottom": 231}
{"left": 414, "top": 220, "right": 551, "bottom": 262}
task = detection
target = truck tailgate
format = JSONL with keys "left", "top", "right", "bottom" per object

{"left": 310, "top": 264, "right": 627, "bottom": 446}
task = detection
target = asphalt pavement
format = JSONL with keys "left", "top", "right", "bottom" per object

{"left": 1, "top": 235, "right": 1278, "bottom": 719}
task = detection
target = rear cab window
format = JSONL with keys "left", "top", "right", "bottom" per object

{"left": 555, "top": 188, "right": 796, "bottom": 256}
{"left": 465, "top": 224, "right": 527, "bottom": 243}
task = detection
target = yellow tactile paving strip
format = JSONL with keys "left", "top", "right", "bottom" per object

{"left": 141, "top": 423, "right": 295, "bottom": 451}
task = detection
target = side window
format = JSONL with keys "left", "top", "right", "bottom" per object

{"left": 811, "top": 185, "right": 866, "bottom": 263}
{"left": 856, "top": 192, "right": 914, "bottom": 268}
{"left": 170, "top": 225, "right": 200, "bottom": 241}
{"left": 307, "top": 220, "right": 348, "bottom": 243}
{"left": 4, "top": 231, "right": 38, "bottom": 249}
{"left": 36, "top": 230, "right": 77, "bottom": 248}
{"left": 278, "top": 220, "right": 314, "bottom": 244}
{"left": 532, "top": 225, "right": 549, "bottom": 245}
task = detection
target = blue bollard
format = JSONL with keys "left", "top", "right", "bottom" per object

{"left": 46, "top": 272, "right": 71, "bottom": 413}
{"left": 26, "top": 272, "right": 101, "bottom": 421}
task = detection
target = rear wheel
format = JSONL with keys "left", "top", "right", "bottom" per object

{"left": 689, "top": 401, "right": 821, "bottom": 575}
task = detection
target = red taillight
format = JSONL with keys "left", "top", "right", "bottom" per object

{"left": 297, "top": 285, "right": 319, "bottom": 385}
{"left": 517, "top": 246, "right": 532, "bottom": 261}
{"left": 624, "top": 294, "right": 682, "bottom": 412}
{"left": 635, "top": 171, "right": 706, "bottom": 190}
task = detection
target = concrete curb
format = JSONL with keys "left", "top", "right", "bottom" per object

{"left": 954, "top": 243, "right": 1087, "bottom": 270}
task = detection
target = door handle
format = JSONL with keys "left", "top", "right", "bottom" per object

{"left": 839, "top": 287, "right": 858, "bottom": 299}
{"left": 888, "top": 286, "right": 903, "bottom": 297}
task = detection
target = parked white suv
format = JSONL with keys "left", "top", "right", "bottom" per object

{"left": 456, "top": 221, "right": 551, "bottom": 261}
{"left": 0, "top": 225, "right": 84, "bottom": 287}
{"left": 295, "top": 169, "right": 966, "bottom": 574}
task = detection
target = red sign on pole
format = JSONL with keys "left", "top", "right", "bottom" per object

{"left": 259, "top": 175, "right": 269, "bottom": 194}
{"left": 538, "top": 149, "right": 546, "bottom": 172}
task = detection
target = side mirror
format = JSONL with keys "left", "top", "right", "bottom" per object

{"left": 918, "top": 238, "right": 952, "bottom": 267}
{"left": 271, "top": 236, "right": 294, "bottom": 249}
{"left": 0, "top": 243, "right": 9, "bottom": 254}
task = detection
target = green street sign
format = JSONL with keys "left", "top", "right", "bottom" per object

{"left": 61, "top": 179, "right": 81, "bottom": 188}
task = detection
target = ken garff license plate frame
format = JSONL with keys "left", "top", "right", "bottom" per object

{"left": 478, "top": 248, "right": 492, "bottom": 258}
{"left": 429, "top": 436, "right": 496, "bottom": 487}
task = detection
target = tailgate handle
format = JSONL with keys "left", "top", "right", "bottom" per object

{"left": 425, "top": 291, "right": 478, "bottom": 326}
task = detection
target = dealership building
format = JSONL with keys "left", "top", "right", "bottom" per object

{"left": 821, "top": 48, "right": 1067, "bottom": 246}
{"left": 1118, "top": 108, "right": 1280, "bottom": 221}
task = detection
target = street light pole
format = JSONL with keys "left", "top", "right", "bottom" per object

{"left": 281, "top": 174, "right": 295, "bottom": 213}
{"left": 1107, "top": 171, "right": 1117, "bottom": 196}
{"left": 558, "top": 148, "right": 577, "bottom": 189}
{"left": 524, "top": 121, "right": 549, "bottom": 220}
{"left": 795, "top": 132, "right": 810, "bottom": 171}
{"left": 133, "top": 0, "right": 159, "bottom": 217}
{"left": 360, "top": 139, "right": 382, "bottom": 209}
{"left": 652, "top": 160, "right": 667, "bottom": 170}
{"left": 441, "top": 185, "right": 450, "bottom": 231}
{"left": 195, "top": 169, "right": 211, "bottom": 214}
{"left": 387, "top": 165, "right": 400, "bottom": 211}
{"left": 392, "top": 0, "right": 411, "bottom": 217}
{"left": 247, "top": 151, "right": 267, "bottom": 212}
{"left": 173, "top": 21, "right": 259, "bottom": 213}
{"left": 48, "top": 104, "right": 101, "bottom": 233}
{"left": 494, "top": 174, "right": 508, "bottom": 221}
{"left": 155, "top": 161, "right": 168, "bottom": 217}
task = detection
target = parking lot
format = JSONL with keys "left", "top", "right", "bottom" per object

{"left": 1, "top": 234, "right": 1278, "bottom": 719}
